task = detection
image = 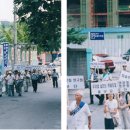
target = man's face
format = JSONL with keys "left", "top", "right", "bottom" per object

{"left": 108, "top": 94, "right": 113, "bottom": 100}
{"left": 75, "top": 93, "right": 82, "bottom": 101}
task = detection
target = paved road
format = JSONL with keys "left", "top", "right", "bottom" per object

{"left": 0, "top": 80, "right": 61, "bottom": 129}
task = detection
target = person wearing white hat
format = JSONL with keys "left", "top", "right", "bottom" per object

{"left": 68, "top": 90, "right": 92, "bottom": 129}
{"left": 6, "top": 71, "right": 15, "bottom": 96}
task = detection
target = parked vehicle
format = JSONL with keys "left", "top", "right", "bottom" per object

{"left": 122, "top": 49, "right": 130, "bottom": 61}
{"left": 93, "top": 54, "right": 116, "bottom": 74}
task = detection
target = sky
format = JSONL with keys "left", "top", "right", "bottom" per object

{"left": 0, "top": 0, "right": 14, "bottom": 21}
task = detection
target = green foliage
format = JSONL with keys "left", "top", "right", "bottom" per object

{"left": 14, "top": 0, "right": 61, "bottom": 53}
{"left": 67, "top": 28, "right": 87, "bottom": 44}
{"left": 0, "top": 22, "right": 30, "bottom": 44}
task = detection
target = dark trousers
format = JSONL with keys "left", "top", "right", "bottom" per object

{"left": 105, "top": 118, "right": 114, "bottom": 129}
{"left": 43, "top": 76, "right": 46, "bottom": 82}
{"left": 16, "top": 83, "right": 22, "bottom": 96}
{"left": 8, "top": 85, "right": 14, "bottom": 96}
{"left": 32, "top": 80, "right": 38, "bottom": 92}
{"left": 100, "top": 94, "right": 104, "bottom": 104}
{"left": 52, "top": 77, "right": 58, "bottom": 88}
{"left": 90, "top": 81, "right": 101, "bottom": 103}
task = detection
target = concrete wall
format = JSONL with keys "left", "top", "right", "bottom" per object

{"left": 82, "top": 33, "right": 130, "bottom": 56}
{"left": 67, "top": 49, "right": 87, "bottom": 79}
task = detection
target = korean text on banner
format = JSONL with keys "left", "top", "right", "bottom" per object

{"left": 119, "top": 71, "right": 130, "bottom": 80}
{"left": 67, "top": 76, "right": 85, "bottom": 89}
{"left": 90, "top": 61, "right": 105, "bottom": 69}
{"left": 118, "top": 80, "right": 130, "bottom": 92}
{"left": 91, "top": 81, "right": 118, "bottom": 95}
{"left": 3, "top": 43, "right": 9, "bottom": 67}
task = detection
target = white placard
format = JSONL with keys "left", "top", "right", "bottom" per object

{"left": 119, "top": 71, "right": 130, "bottom": 80}
{"left": 90, "top": 61, "right": 105, "bottom": 69}
{"left": 118, "top": 80, "right": 130, "bottom": 92}
{"left": 114, "top": 61, "right": 127, "bottom": 65}
{"left": 67, "top": 76, "right": 85, "bottom": 89}
{"left": 91, "top": 80, "right": 130, "bottom": 95}
{"left": 14, "top": 65, "right": 55, "bottom": 71}
{"left": 91, "top": 80, "right": 118, "bottom": 95}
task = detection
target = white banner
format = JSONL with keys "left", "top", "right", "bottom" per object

{"left": 67, "top": 76, "right": 85, "bottom": 89}
{"left": 91, "top": 80, "right": 130, "bottom": 95}
{"left": 14, "top": 65, "right": 55, "bottom": 71}
{"left": 119, "top": 71, "right": 130, "bottom": 80}
{"left": 114, "top": 61, "right": 127, "bottom": 65}
{"left": 90, "top": 61, "right": 105, "bottom": 69}
{"left": 118, "top": 80, "right": 130, "bottom": 92}
{"left": 91, "top": 81, "right": 118, "bottom": 95}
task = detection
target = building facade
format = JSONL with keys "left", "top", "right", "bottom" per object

{"left": 68, "top": 0, "right": 130, "bottom": 28}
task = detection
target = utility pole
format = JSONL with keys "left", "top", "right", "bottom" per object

{"left": 13, "top": 3, "right": 17, "bottom": 67}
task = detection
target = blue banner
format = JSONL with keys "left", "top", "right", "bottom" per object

{"left": 90, "top": 32, "right": 104, "bottom": 40}
{"left": 3, "top": 43, "right": 9, "bottom": 67}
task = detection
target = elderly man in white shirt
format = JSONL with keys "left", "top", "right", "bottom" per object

{"left": 68, "top": 90, "right": 92, "bottom": 129}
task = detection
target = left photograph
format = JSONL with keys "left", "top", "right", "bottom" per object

{"left": 0, "top": 0, "right": 61, "bottom": 129}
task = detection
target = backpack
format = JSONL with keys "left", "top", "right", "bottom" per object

{"left": 31, "top": 74, "right": 38, "bottom": 80}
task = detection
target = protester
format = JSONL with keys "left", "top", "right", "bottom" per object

{"left": 42, "top": 71, "right": 46, "bottom": 83}
{"left": 48, "top": 69, "right": 52, "bottom": 80}
{"left": 15, "top": 72, "right": 24, "bottom": 96}
{"left": 31, "top": 69, "right": 38, "bottom": 93}
{"left": 104, "top": 93, "right": 120, "bottom": 129}
{"left": 24, "top": 70, "right": 30, "bottom": 92}
{"left": 0, "top": 72, "right": 3, "bottom": 97}
{"left": 89, "top": 68, "right": 101, "bottom": 105}
{"left": 118, "top": 92, "right": 130, "bottom": 129}
{"left": 52, "top": 69, "right": 59, "bottom": 88}
{"left": 4, "top": 71, "right": 9, "bottom": 95}
{"left": 68, "top": 90, "right": 92, "bottom": 129}
{"left": 6, "top": 71, "right": 15, "bottom": 97}
{"left": 100, "top": 68, "right": 112, "bottom": 105}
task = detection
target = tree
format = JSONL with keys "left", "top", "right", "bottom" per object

{"left": 67, "top": 28, "right": 87, "bottom": 44}
{"left": 0, "top": 22, "right": 29, "bottom": 44}
{"left": 14, "top": 0, "right": 61, "bottom": 54}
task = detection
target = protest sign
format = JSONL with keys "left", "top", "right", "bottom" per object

{"left": 91, "top": 80, "right": 130, "bottom": 95}
{"left": 114, "top": 61, "right": 127, "bottom": 65}
{"left": 119, "top": 71, "right": 130, "bottom": 80}
{"left": 90, "top": 61, "right": 105, "bottom": 69}
{"left": 91, "top": 80, "right": 118, "bottom": 95}
{"left": 118, "top": 80, "right": 130, "bottom": 92}
{"left": 67, "top": 76, "right": 85, "bottom": 89}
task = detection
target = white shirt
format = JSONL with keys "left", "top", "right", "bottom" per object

{"left": 91, "top": 74, "right": 94, "bottom": 81}
{"left": 6, "top": 75, "right": 14, "bottom": 85}
{"left": 0, "top": 75, "right": 3, "bottom": 82}
{"left": 104, "top": 99, "right": 119, "bottom": 119}
{"left": 68, "top": 101, "right": 91, "bottom": 129}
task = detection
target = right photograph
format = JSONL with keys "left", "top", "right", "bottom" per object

{"left": 67, "top": 0, "right": 130, "bottom": 129}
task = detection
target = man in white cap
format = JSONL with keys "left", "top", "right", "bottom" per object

{"left": 68, "top": 90, "right": 92, "bottom": 129}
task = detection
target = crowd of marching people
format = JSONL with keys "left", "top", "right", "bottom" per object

{"left": 89, "top": 65, "right": 130, "bottom": 129}
{"left": 0, "top": 68, "right": 59, "bottom": 97}
{"left": 68, "top": 65, "right": 130, "bottom": 129}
